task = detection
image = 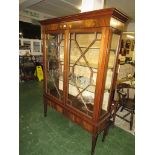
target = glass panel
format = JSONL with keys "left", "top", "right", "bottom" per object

{"left": 67, "top": 32, "right": 101, "bottom": 117}
{"left": 23, "top": 40, "right": 31, "bottom": 49}
{"left": 46, "top": 34, "right": 64, "bottom": 101}
{"left": 101, "top": 34, "right": 120, "bottom": 112}
{"left": 33, "top": 41, "right": 40, "bottom": 53}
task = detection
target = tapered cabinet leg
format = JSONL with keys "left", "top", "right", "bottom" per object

{"left": 102, "top": 126, "right": 109, "bottom": 142}
{"left": 112, "top": 114, "right": 116, "bottom": 125}
{"left": 130, "top": 112, "right": 134, "bottom": 130}
{"left": 112, "top": 103, "right": 118, "bottom": 125}
{"left": 91, "top": 134, "right": 98, "bottom": 155}
{"left": 44, "top": 98, "right": 47, "bottom": 117}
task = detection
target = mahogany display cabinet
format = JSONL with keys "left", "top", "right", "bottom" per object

{"left": 40, "top": 8, "right": 128, "bottom": 154}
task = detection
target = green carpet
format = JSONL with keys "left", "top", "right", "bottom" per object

{"left": 19, "top": 81, "right": 135, "bottom": 155}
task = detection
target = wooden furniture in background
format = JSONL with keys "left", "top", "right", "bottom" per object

{"left": 19, "top": 55, "right": 43, "bottom": 81}
{"left": 19, "top": 38, "right": 42, "bottom": 55}
{"left": 40, "top": 8, "right": 128, "bottom": 154}
{"left": 116, "top": 83, "right": 135, "bottom": 130}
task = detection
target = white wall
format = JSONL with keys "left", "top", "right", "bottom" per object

{"left": 125, "top": 22, "right": 135, "bottom": 32}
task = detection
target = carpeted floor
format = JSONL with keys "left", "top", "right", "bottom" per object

{"left": 19, "top": 81, "right": 135, "bottom": 155}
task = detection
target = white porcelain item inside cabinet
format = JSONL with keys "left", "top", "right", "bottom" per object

{"left": 105, "top": 69, "right": 113, "bottom": 90}
{"left": 102, "top": 91, "right": 109, "bottom": 111}
{"left": 68, "top": 83, "right": 79, "bottom": 96}
{"left": 108, "top": 51, "right": 115, "bottom": 68}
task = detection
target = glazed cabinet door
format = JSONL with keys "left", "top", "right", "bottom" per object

{"left": 45, "top": 33, "right": 65, "bottom": 102}
{"left": 66, "top": 30, "right": 102, "bottom": 117}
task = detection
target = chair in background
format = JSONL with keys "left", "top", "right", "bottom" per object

{"left": 116, "top": 83, "right": 135, "bottom": 130}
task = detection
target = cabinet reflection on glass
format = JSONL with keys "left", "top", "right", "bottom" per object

{"left": 46, "top": 34, "right": 64, "bottom": 101}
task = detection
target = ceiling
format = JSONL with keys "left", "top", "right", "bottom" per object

{"left": 19, "top": 0, "right": 135, "bottom": 24}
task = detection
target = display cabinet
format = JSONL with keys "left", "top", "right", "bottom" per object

{"left": 19, "top": 38, "right": 42, "bottom": 55}
{"left": 40, "top": 8, "right": 128, "bottom": 154}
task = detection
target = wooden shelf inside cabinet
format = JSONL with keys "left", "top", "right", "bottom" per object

{"left": 40, "top": 8, "right": 128, "bottom": 155}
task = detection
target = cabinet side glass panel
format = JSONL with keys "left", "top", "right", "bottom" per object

{"left": 101, "top": 34, "right": 120, "bottom": 112}
{"left": 67, "top": 32, "right": 101, "bottom": 117}
{"left": 46, "top": 33, "right": 64, "bottom": 101}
